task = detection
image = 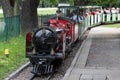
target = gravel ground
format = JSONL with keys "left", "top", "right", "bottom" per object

{"left": 10, "top": 30, "right": 89, "bottom": 80}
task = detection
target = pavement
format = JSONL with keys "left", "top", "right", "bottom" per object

{"left": 62, "top": 26, "right": 120, "bottom": 80}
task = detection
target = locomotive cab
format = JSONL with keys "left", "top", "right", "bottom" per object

{"left": 58, "top": 6, "right": 80, "bottom": 42}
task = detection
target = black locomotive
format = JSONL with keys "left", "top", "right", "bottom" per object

{"left": 26, "top": 6, "right": 80, "bottom": 78}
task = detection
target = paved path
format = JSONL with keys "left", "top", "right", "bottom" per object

{"left": 62, "top": 26, "right": 120, "bottom": 80}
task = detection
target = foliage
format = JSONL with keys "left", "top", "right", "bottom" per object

{"left": 69, "top": 0, "right": 74, "bottom": 5}
{"left": 39, "top": 0, "right": 58, "bottom": 7}
{"left": 0, "top": 36, "right": 27, "bottom": 80}
{"left": 86, "top": 0, "right": 120, "bottom": 7}
{"left": 74, "top": 0, "right": 120, "bottom": 7}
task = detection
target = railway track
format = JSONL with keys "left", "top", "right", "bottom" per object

{"left": 30, "top": 71, "right": 56, "bottom": 80}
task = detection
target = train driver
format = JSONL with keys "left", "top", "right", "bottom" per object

{"left": 43, "top": 10, "right": 62, "bottom": 26}
{"left": 55, "top": 9, "right": 63, "bottom": 20}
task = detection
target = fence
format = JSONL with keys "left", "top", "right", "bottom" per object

{"left": 86, "top": 13, "right": 120, "bottom": 26}
{"left": 0, "top": 15, "right": 20, "bottom": 41}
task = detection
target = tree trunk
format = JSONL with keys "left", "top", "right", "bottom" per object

{"left": 0, "top": 0, "right": 20, "bottom": 17}
{"left": 0, "top": 0, "right": 14, "bottom": 17}
{"left": 21, "top": 0, "right": 39, "bottom": 33}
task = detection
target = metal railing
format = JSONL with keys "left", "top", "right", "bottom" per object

{"left": 0, "top": 15, "right": 20, "bottom": 41}
{"left": 78, "top": 13, "right": 120, "bottom": 36}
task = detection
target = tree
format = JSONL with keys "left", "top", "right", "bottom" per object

{"left": 74, "top": 0, "right": 120, "bottom": 7}
{"left": 88, "top": 0, "right": 119, "bottom": 7}
{"left": 74, "top": 0, "right": 91, "bottom": 6}
{"left": 0, "top": 0, "right": 19, "bottom": 17}
{"left": 1, "top": 0, "right": 39, "bottom": 33}
{"left": 21, "top": 0, "right": 39, "bottom": 33}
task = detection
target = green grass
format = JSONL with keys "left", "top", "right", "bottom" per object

{"left": 0, "top": 8, "right": 56, "bottom": 17}
{"left": 103, "top": 23, "right": 120, "bottom": 28}
{"left": 0, "top": 13, "right": 3, "bottom": 18}
{"left": 37, "top": 8, "right": 57, "bottom": 16}
{"left": 0, "top": 35, "right": 27, "bottom": 80}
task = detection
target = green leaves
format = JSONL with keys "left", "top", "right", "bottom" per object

{"left": 88, "top": 0, "right": 120, "bottom": 7}
{"left": 75, "top": 0, "right": 120, "bottom": 7}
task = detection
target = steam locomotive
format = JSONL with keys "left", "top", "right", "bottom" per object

{"left": 26, "top": 6, "right": 82, "bottom": 76}
{"left": 26, "top": 5, "right": 115, "bottom": 78}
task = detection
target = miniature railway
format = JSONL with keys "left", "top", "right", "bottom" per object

{"left": 30, "top": 71, "right": 55, "bottom": 80}
{"left": 5, "top": 5, "right": 119, "bottom": 80}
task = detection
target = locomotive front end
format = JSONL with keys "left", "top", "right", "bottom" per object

{"left": 26, "top": 27, "right": 64, "bottom": 75}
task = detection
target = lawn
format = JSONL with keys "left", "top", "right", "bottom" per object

{"left": 0, "top": 36, "right": 27, "bottom": 80}
{"left": 0, "top": 9, "right": 3, "bottom": 18}
{"left": 0, "top": 8, "right": 57, "bottom": 18}
{"left": 37, "top": 8, "right": 57, "bottom": 16}
{"left": 0, "top": 13, "right": 3, "bottom": 18}
{"left": 103, "top": 23, "right": 120, "bottom": 28}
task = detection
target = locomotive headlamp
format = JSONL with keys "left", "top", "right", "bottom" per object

{"left": 4, "top": 49, "right": 9, "bottom": 57}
